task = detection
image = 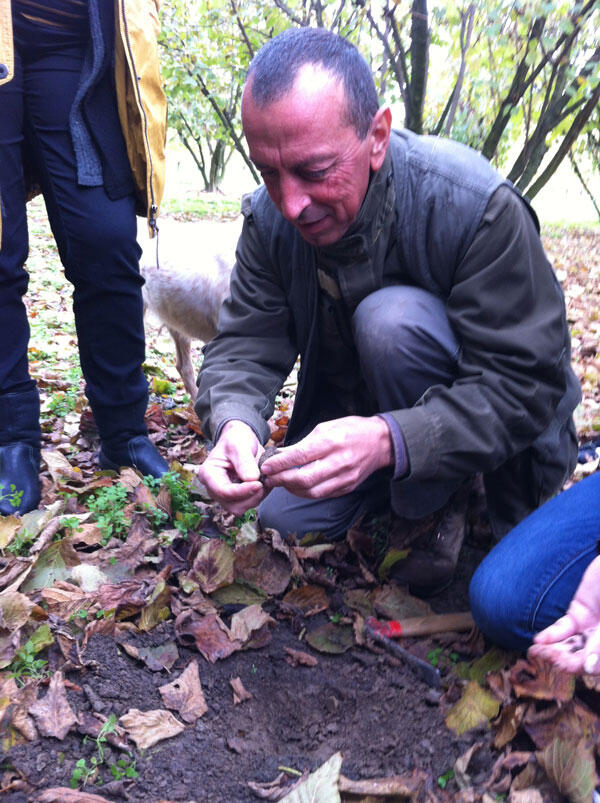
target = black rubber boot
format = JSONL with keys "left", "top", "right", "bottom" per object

{"left": 0, "top": 389, "right": 42, "bottom": 516}
{"left": 98, "top": 435, "right": 168, "bottom": 478}
{"left": 92, "top": 396, "right": 168, "bottom": 479}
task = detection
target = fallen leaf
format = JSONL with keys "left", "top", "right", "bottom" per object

{"left": 41, "top": 581, "right": 96, "bottom": 622}
{"left": 190, "top": 539, "right": 234, "bottom": 594}
{"left": 306, "top": 622, "right": 354, "bottom": 654}
{"left": 34, "top": 789, "right": 113, "bottom": 802}
{"left": 283, "top": 585, "right": 329, "bottom": 616}
{"left": 29, "top": 671, "right": 78, "bottom": 739}
{"left": 292, "top": 544, "right": 336, "bottom": 560}
{"left": 445, "top": 680, "right": 501, "bottom": 736}
{"left": 370, "top": 584, "right": 432, "bottom": 621}
{"left": 119, "top": 708, "right": 185, "bottom": 749}
{"left": 455, "top": 647, "right": 512, "bottom": 684}
{"left": 536, "top": 737, "right": 597, "bottom": 803}
{"left": 229, "top": 604, "right": 274, "bottom": 644}
{"left": 159, "top": 660, "right": 207, "bottom": 722}
{"left": 338, "top": 767, "right": 429, "bottom": 797}
{"left": 41, "top": 449, "right": 83, "bottom": 483}
{"left": 234, "top": 541, "right": 292, "bottom": 595}
{"left": 174, "top": 610, "right": 241, "bottom": 662}
{"left": 284, "top": 647, "right": 318, "bottom": 667}
{"left": 493, "top": 702, "right": 528, "bottom": 749}
{"left": 138, "top": 575, "right": 172, "bottom": 632}
{"left": 122, "top": 641, "right": 179, "bottom": 672}
{"left": 510, "top": 655, "right": 575, "bottom": 702}
{"left": 280, "top": 751, "right": 342, "bottom": 802}
{"left": 377, "top": 547, "right": 411, "bottom": 580}
{"left": 21, "top": 539, "right": 81, "bottom": 592}
{"left": 523, "top": 698, "right": 600, "bottom": 752}
{"left": 247, "top": 771, "right": 292, "bottom": 800}
{"left": 210, "top": 582, "right": 266, "bottom": 607}
{"left": 0, "top": 517, "right": 21, "bottom": 549}
{"left": 343, "top": 589, "right": 375, "bottom": 618}
{"left": 454, "top": 741, "right": 486, "bottom": 790}
{"left": 230, "top": 676, "right": 253, "bottom": 704}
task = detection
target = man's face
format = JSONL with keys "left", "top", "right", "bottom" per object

{"left": 242, "top": 65, "right": 391, "bottom": 247}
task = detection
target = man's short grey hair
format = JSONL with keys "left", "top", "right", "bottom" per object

{"left": 246, "top": 27, "right": 379, "bottom": 140}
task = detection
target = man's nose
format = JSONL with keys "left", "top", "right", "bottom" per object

{"left": 278, "top": 175, "right": 310, "bottom": 222}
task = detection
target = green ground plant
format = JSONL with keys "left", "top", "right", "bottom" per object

{"left": 8, "top": 639, "right": 51, "bottom": 687}
{"left": 87, "top": 484, "right": 130, "bottom": 545}
{"left": 0, "top": 483, "right": 23, "bottom": 512}
{"left": 70, "top": 713, "right": 138, "bottom": 789}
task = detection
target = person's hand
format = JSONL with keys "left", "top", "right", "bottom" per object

{"left": 259, "top": 415, "right": 393, "bottom": 499}
{"left": 198, "top": 420, "right": 266, "bottom": 516}
{"left": 528, "top": 555, "right": 600, "bottom": 674}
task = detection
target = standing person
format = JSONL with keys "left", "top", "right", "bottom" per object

{"left": 0, "top": 0, "right": 169, "bottom": 516}
{"left": 195, "top": 27, "right": 580, "bottom": 596}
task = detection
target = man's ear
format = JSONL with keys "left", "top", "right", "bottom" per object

{"left": 369, "top": 106, "right": 392, "bottom": 172}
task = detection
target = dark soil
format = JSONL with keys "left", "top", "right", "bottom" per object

{"left": 4, "top": 540, "right": 490, "bottom": 803}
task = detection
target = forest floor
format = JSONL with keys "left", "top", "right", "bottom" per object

{"left": 1, "top": 200, "right": 600, "bottom": 802}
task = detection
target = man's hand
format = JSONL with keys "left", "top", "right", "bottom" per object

{"left": 528, "top": 555, "right": 600, "bottom": 674}
{"left": 259, "top": 415, "right": 393, "bottom": 499}
{"left": 198, "top": 420, "right": 266, "bottom": 516}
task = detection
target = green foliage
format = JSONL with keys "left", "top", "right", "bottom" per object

{"left": 87, "top": 484, "right": 130, "bottom": 545}
{"left": 8, "top": 639, "right": 51, "bottom": 687}
{"left": 5, "top": 527, "right": 35, "bottom": 557}
{"left": 161, "top": 196, "right": 241, "bottom": 220}
{"left": 145, "top": 470, "right": 206, "bottom": 535}
{"left": 70, "top": 713, "right": 138, "bottom": 789}
{"left": 437, "top": 769, "right": 454, "bottom": 789}
{"left": 0, "top": 483, "right": 23, "bottom": 512}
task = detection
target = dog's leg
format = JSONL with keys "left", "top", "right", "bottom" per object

{"left": 169, "top": 327, "right": 197, "bottom": 400}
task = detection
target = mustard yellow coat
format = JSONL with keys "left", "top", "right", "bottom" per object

{"left": 0, "top": 0, "right": 167, "bottom": 244}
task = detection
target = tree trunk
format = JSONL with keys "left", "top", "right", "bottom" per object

{"left": 406, "top": 0, "right": 429, "bottom": 133}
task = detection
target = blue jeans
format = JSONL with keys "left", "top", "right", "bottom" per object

{"left": 469, "top": 472, "right": 600, "bottom": 650}
{"left": 258, "top": 285, "right": 461, "bottom": 539}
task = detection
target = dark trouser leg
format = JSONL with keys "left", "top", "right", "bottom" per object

{"left": 352, "top": 285, "right": 460, "bottom": 519}
{"left": 18, "top": 42, "right": 149, "bottom": 450}
{"left": 0, "top": 46, "right": 42, "bottom": 513}
{"left": 259, "top": 285, "right": 460, "bottom": 539}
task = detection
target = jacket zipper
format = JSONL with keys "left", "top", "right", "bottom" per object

{"left": 119, "top": 0, "right": 158, "bottom": 235}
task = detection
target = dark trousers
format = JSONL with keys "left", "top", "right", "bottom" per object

{"left": 0, "top": 15, "right": 148, "bottom": 448}
{"left": 258, "top": 285, "right": 461, "bottom": 539}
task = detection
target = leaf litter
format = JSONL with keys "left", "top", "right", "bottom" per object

{"left": 1, "top": 205, "right": 600, "bottom": 800}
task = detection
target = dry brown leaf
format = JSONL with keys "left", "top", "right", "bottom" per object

{"left": 42, "top": 449, "right": 84, "bottom": 483}
{"left": 536, "top": 737, "right": 597, "bottom": 803}
{"left": 41, "top": 581, "right": 96, "bottom": 622}
{"left": 34, "top": 789, "right": 112, "bottom": 802}
{"left": 119, "top": 708, "right": 185, "bottom": 749}
{"left": 284, "top": 647, "right": 318, "bottom": 667}
{"left": 523, "top": 698, "right": 600, "bottom": 752}
{"left": 190, "top": 538, "right": 234, "bottom": 594}
{"left": 282, "top": 585, "right": 330, "bottom": 616}
{"left": 247, "top": 772, "right": 293, "bottom": 800}
{"left": 510, "top": 655, "right": 575, "bottom": 702}
{"left": 229, "top": 604, "right": 274, "bottom": 644}
{"left": 174, "top": 610, "right": 241, "bottom": 662}
{"left": 493, "top": 702, "right": 528, "bottom": 749}
{"left": 29, "top": 671, "right": 77, "bottom": 739}
{"left": 292, "top": 544, "right": 336, "bottom": 560}
{"left": 338, "top": 768, "right": 429, "bottom": 797}
{"left": 230, "top": 676, "right": 253, "bottom": 704}
{"left": 370, "top": 584, "right": 432, "bottom": 621}
{"left": 234, "top": 541, "right": 292, "bottom": 595}
{"left": 159, "top": 660, "right": 207, "bottom": 723}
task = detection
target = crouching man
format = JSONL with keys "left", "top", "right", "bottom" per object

{"left": 195, "top": 27, "right": 580, "bottom": 596}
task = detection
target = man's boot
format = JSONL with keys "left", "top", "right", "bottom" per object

{"left": 0, "top": 389, "right": 42, "bottom": 515}
{"left": 390, "top": 480, "right": 472, "bottom": 596}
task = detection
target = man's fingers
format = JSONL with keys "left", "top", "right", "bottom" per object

{"left": 583, "top": 626, "right": 600, "bottom": 675}
{"left": 532, "top": 613, "right": 577, "bottom": 645}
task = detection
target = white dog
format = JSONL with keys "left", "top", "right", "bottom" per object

{"left": 138, "top": 217, "right": 240, "bottom": 399}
